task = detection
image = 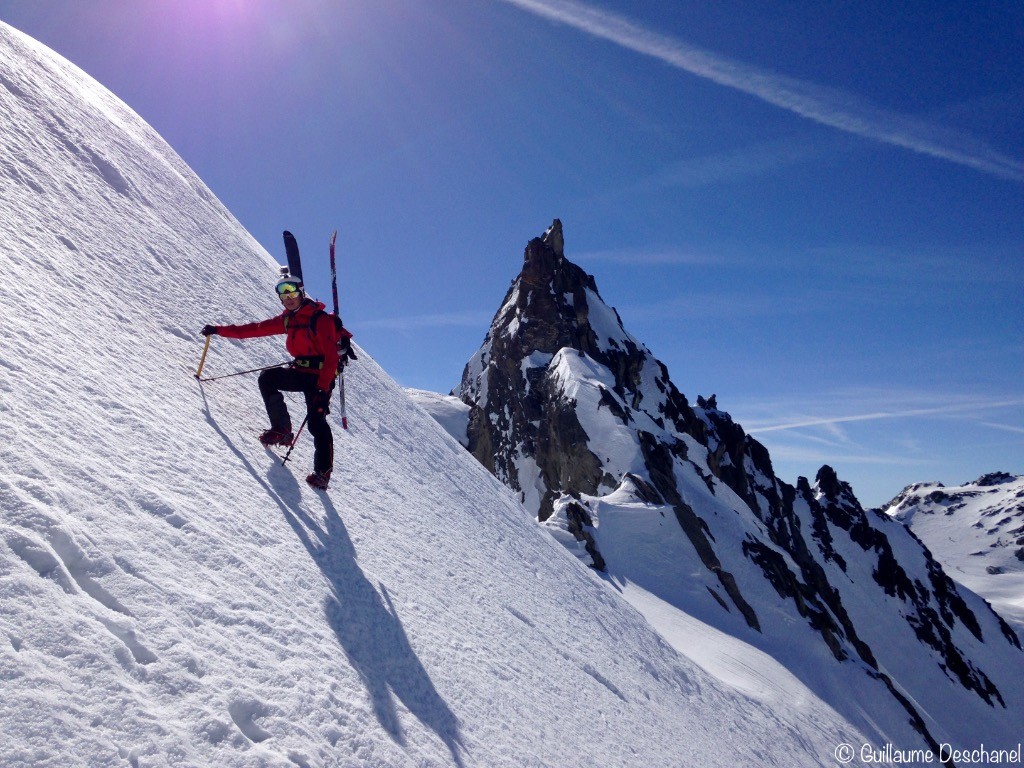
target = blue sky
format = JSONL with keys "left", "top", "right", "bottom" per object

{"left": 2, "top": 0, "right": 1021, "bottom": 506}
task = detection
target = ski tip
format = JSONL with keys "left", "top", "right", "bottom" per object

{"left": 342, "top": 417, "right": 349, "bottom": 431}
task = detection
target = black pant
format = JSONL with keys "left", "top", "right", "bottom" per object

{"left": 258, "top": 367, "right": 334, "bottom": 474}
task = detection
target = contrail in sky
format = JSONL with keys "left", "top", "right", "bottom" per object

{"left": 500, "top": 0, "right": 1024, "bottom": 182}
{"left": 747, "top": 399, "right": 1024, "bottom": 434}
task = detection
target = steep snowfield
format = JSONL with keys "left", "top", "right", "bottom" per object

{"left": 884, "top": 474, "right": 1024, "bottom": 632}
{"left": 0, "top": 21, "right": 876, "bottom": 767}
{"left": 405, "top": 390, "right": 470, "bottom": 448}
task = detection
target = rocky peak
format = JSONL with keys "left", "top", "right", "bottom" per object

{"left": 542, "top": 218, "right": 564, "bottom": 257}
{"left": 459, "top": 220, "right": 698, "bottom": 521}
{"left": 518, "top": 218, "right": 587, "bottom": 294}
{"left": 815, "top": 465, "right": 844, "bottom": 500}
{"left": 876, "top": 481, "right": 945, "bottom": 516}
{"left": 814, "top": 465, "right": 862, "bottom": 510}
{"left": 506, "top": 219, "right": 600, "bottom": 355}
{"left": 520, "top": 220, "right": 564, "bottom": 290}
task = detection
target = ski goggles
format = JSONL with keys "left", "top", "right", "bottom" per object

{"left": 276, "top": 282, "right": 302, "bottom": 297}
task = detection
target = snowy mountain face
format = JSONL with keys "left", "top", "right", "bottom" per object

{"left": 883, "top": 473, "right": 1024, "bottom": 632}
{"left": 0, "top": 22, "right": 908, "bottom": 768}
{"left": 456, "top": 220, "right": 1024, "bottom": 756}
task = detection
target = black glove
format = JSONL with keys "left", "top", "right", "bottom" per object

{"left": 201, "top": 325, "right": 219, "bottom": 337}
{"left": 338, "top": 334, "right": 358, "bottom": 362}
{"left": 312, "top": 388, "right": 331, "bottom": 414}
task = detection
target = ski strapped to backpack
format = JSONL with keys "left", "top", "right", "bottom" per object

{"left": 329, "top": 230, "right": 353, "bottom": 430}
{"left": 283, "top": 230, "right": 303, "bottom": 283}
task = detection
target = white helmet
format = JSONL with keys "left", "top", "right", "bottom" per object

{"left": 275, "top": 269, "right": 303, "bottom": 298}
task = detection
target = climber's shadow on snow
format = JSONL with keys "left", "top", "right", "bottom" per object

{"left": 285, "top": 496, "right": 465, "bottom": 768}
{"left": 201, "top": 391, "right": 463, "bottom": 764}
{"left": 199, "top": 387, "right": 304, "bottom": 506}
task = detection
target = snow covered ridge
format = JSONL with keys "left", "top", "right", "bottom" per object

{"left": 882, "top": 473, "right": 1024, "bottom": 632}
{"left": 0, "top": 23, "right": 893, "bottom": 766}
{"left": 452, "top": 220, "right": 1024, "bottom": 756}
{"left": 405, "top": 390, "right": 471, "bottom": 448}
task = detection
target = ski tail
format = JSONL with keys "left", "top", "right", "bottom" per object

{"left": 283, "top": 230, "right": 303, "bottom": 283}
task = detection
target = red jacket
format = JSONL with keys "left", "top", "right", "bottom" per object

{"left": 217, "top": 299, "right": 340, "bottom": 390}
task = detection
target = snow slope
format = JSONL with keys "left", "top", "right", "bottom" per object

{"left": 883, "top": 473, "right": 1024, "bottom": 632}
{"left": 0, "top": 21, "right": 875, "bottom": 767}
{"left": 405, "top": 390, "right": 470, "bottom": 448}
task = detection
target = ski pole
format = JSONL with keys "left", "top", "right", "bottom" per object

{"left": 281, "top": 416, "right": 308, "bottom": 465}
{"left": 197, "top": 361, "right": 291, "bottom": 383}
{"left": 195, "top": 336, "right": 212, "bottom": 379}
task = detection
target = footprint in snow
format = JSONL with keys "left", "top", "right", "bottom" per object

{"left": 228, "top": 698, "right": 273, "bottom": 743}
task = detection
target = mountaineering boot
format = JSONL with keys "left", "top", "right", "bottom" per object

{"left": 306, "top": 470, "right": 331, "bottom": 490}
{"left": 259, "top": 428, "right": 294, "bottom": 447}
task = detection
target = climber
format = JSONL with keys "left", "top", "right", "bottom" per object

{"left": 202, "top": 273, "right": 340, "bottom": 490}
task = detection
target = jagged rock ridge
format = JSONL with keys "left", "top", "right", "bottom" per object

{"left": 456, "top": 220, "right": 1024, "bottom": 755}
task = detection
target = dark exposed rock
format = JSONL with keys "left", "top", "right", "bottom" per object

{"left": 638, "top": 431, "right": 760, "bottom": 631}
{"left": 815, "top": 465, "right": 845, "bottom": 501}
{"left": 619, "top": 473, "right": 664, "bottom": 505}
{"left": 978, "top": 472, "right": 1015, "bottom": 487}
{"left": 564, "top": 501, "right": 606, "bottom": 571}
{"left": 461, "top": 220, "right": 632, "bottom": 524}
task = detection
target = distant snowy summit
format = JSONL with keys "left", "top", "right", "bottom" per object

{"left": 421, "top": 219, "right": 1024, "bottom": 756}
{"left": 882, "top": 473, "right": 1024, "bottom": 630}
{"left": 884, "top": 472, "right": 1023, "bottom": 550}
